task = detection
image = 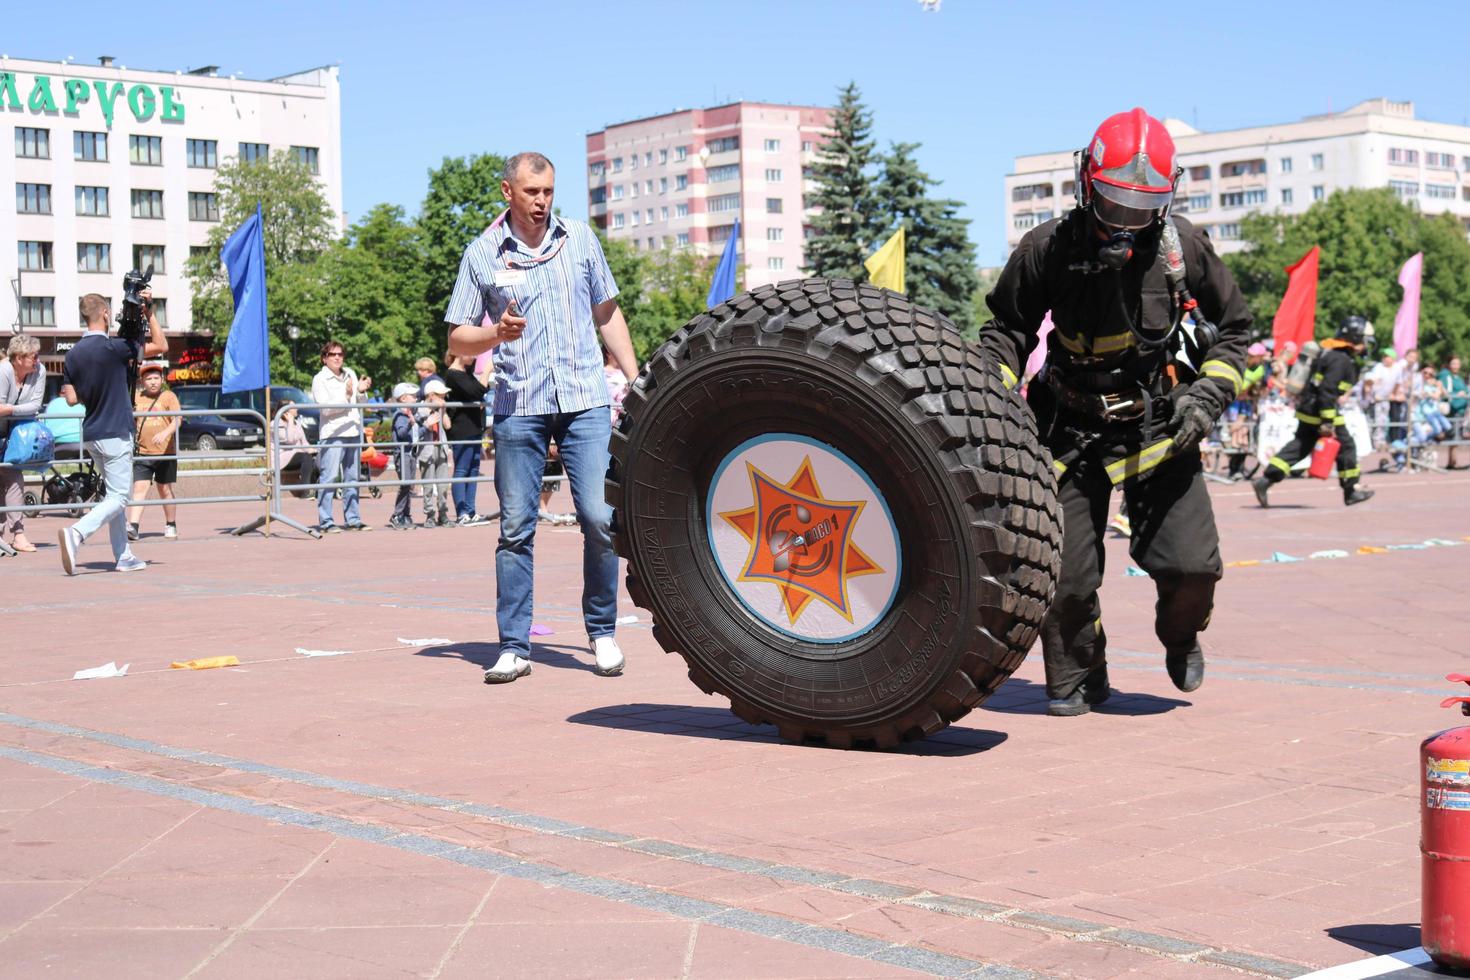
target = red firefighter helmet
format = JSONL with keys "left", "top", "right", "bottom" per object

{"left": 1077, "top": 108, "right": 1181, "bottom": 229}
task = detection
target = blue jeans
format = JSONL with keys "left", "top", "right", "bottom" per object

{"left": 493, "top": 409, "right": 616, "bottom": 656}
{"left": 452, "top": 441, "right": 481, "bottom": 517}
{"left": 74, "top": 436, "right": 135, "bottom": 562}
{"left": 316, "top": 435, "right": 362, "bottom": 528}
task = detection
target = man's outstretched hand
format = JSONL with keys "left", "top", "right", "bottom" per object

{"left": 1170, "top": 397, "right": 1216, "bottom": 452}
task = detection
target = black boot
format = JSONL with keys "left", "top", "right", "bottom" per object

{"left": 1047, "top": 663, "right": 1111, "bottom": 716}
{"left": 1165, "top": 642, "right": 1205, "bottom": 692}
{"left": 1251, "top": 476, "right": 1271, "bottom": 508}
{"left": 1344, "top": 486, "right": 1375, "bottom": 506}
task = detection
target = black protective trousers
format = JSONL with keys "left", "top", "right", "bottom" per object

{"left": 1262, "top": 420, "right": 1360, "bottom": 489}
{"left": 1040, "top": 451, "right": 1223, "bottom": 700}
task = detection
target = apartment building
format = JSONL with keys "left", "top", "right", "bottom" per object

{"left": 586, "top": 102, "right": 831, "bottom": 289}
{"left": 2, "top": 55, "right": 342, "bottom": 376}
{"left": 1003, "top": 99, "right": 1470, "bottom": 255}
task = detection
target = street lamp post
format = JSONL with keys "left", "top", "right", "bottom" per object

{"left": 286, "top": 322, "right": 300, "bottom": 377}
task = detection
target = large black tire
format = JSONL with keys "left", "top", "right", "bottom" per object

{"left": 608, "top": 279, "right": 1061, "bottom": 748}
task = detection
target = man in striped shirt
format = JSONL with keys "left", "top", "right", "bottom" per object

{"left": 446, "top": 152, "right": 640, "bottom": 685}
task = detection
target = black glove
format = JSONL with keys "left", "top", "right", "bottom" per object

{"left": 1169, "top": 397, "right": 1216, "bottom": 452}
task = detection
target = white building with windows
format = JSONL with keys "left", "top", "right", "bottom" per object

{"left": 2, "top": 55, "right": 342, "bottom": 376}
{"left": 586, "top": 102, "right": 831, "bottom": 289}
{"left": 1003, "top": 99, "right": 1470, "bottom": 256}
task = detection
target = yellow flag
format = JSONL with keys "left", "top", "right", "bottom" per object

{"left": 864, "top": 226, "right": 906, "bottom": 293}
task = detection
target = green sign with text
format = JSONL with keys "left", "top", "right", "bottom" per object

{"left": 0, "top": 72, "right": 185, "bottom": 128}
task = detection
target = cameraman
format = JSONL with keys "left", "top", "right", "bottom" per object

{"left": 56, "top": 291, "right": 167, "bottom": 575}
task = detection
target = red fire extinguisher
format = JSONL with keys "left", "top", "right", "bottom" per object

{"left": 1308, "top": 434, "right": 1340, "bottom": 480}
{"left": 1422, "top": 673, "right": 1470, "bottom": 970}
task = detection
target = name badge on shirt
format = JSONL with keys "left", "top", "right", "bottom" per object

{"left": 493, "top": 269, "right": 527, "bottom": 288}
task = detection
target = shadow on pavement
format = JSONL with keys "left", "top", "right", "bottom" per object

{"left": 566, "top": 702, "right": 1009, "bottom": 756}
{"left": 1326, "top": 922, "right": 1423, "bottom": 956}
{"left": 415, "top": 640, "right": 602, "bottom": 673}
{"left": 983, "top": 677, "right": 1191, "bottom": 716}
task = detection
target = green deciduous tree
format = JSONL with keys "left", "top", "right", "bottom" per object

{"left": 804, "top": 82, "right": 881, "bottom": 280}
{"left": 596, "top": 233, "right": 715, "bottom": 360}
{"left": 419, "top": 153, "right": 508, "bottom": 317}
{"left": 1224, "top": 188, "right": 1470, "bottom": 363}
{"left": 874, "top": 142, "right": 979, "bottom": 329}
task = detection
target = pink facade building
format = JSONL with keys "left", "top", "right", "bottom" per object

{"left": 586, "top": 102, "right": 832, "bottom": 289}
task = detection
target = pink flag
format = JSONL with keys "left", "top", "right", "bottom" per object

{"left": 1392, "top": 252, "right": 1423, "bottom": 356}
{"left": 1025, "top": 311, "right": 1054, "bottom": 379}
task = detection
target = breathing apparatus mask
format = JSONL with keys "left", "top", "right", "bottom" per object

{"left": 1089, "top": 191, "right": 1164, "bottom": 271}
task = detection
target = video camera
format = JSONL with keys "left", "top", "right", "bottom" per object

{"left": 116, "top": 265, "right": 154, "bottom": 344}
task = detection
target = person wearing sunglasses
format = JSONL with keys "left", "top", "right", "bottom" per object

{"left": 310, "top": 341, "right": 373, "bottom": 533}
{"left": 978, "top": 108, "right": 1252, "bottom": 716}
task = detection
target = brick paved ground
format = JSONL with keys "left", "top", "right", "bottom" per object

{"left": 1, "top": 467, "right": 1466, "bottom": 978}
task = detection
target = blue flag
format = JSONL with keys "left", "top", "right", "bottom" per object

{"left": 706, "top": 218, "right": 741, "bottom": 308}
{"left": 220, "top": 203, "right": 270, "bottom": 394}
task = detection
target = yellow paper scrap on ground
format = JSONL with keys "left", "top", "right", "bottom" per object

{"left": 1357, "top": 545, "right": 1388, "bottom": 555}
{"left": 1225, "top": 559, "right": 1261, "bottom": 568}
{"left": 170, "top": 656, "right": 240, "bottom": 670}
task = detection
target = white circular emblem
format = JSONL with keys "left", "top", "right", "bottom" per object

{"left": 706, "top": 434, "right": 902, "bottom": 643}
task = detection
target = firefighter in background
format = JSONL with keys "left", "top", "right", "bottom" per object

{"left": 1252, "top": 315, "right": 1375, "bottom": 507}
{"left": 980, "top": 108, "right": 1251, "bottom": 716}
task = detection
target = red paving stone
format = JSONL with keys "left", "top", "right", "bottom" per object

{"left": 0, "top": 470, "right": 1466, "bottom": 977}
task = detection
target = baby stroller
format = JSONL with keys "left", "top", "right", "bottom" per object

{"left": 359, "top": 431, "right": 389, "bottom": 499}
{"left": 35, "top": 443, "right": 103, "bottom": 519}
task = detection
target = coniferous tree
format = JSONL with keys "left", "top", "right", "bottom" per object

{"left": 874, "top": 142, "right": 980, "bottom": 329}
{"left": 805, "top": 82, "right": 881, "bottom": 279}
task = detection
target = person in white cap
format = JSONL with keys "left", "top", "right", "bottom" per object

{"left": 418, "top": 378, "right": 453, "bottom": 527}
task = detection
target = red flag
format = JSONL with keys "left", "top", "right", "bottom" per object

{"left": 1271, "top": 246, "right": 1320, "bottom": 354}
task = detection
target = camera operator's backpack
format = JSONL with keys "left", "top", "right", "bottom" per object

{"left": 1285, "top": 340, "right": 1322, "bottom": 397}
{"left": 2, "top": 420, "right": 56, "bottom": 469}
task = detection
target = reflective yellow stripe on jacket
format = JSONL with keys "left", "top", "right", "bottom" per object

{"left": 1104, "top": 438, "right": 1176, "bottom": 485}
{"left": 1200, "top": 359, "right": 1244, "bottom": 395}
{"left": 1054, "top": 330, "right": 1134, "bottom": 356}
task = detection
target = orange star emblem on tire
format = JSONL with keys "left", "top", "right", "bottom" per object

{"left": 717, "top": 456, "right": 884, "bottom": 624}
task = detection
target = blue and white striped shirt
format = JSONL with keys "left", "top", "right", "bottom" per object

{"left": 444, "top": 214, "right": 620, "bottom": 417}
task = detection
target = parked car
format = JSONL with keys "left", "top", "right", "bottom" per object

{"left": 179, "top": 413, "right": 263, "bottom": 452}
{"left": 174, "top": 385, "right": 321, "bottom": 443}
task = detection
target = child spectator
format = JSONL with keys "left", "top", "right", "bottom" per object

{"left": 418, "top": 379, "right": 452, "bottom": 527}
{"left": 127, "top": 361, "right": 181, "bottom": 541}
{"left": 388, "top": 383, "right": 422, "bottom": 529}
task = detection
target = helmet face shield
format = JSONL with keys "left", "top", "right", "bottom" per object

{"left": 1092, "top": 180, "right": 1168, "bottom": 230}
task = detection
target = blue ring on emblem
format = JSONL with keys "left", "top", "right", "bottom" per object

{"left": 705, "top": 433, "right": 902, "bottom": 644}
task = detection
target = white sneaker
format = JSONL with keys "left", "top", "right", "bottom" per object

{"left": 592, "top": 636, "right": 624, "bottom": 676}
{"left": 115, "top": 554, "right": 148, "bottom": 573}
{"left": 483, "top": 651, "right": 531, "bottom": 684}
{"left": 58, "top": 527, "right": 80, "bottom": 576}
{"left": 164, "top": 524, "right": 178, "bottom": 540}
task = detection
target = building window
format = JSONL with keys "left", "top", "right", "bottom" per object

{"left": 74, "top": 131, "right": 107, "bottom": 161}
{"left": 675, "top": 174, "right": 688, "bottom": 191}
{"left": 659, "top": 177, "right": 668, "bottom": 194}
{"left": 660, "top": 206, "right": 669, "bottom": 221}
{"left": 1188, "top": 193, "right": 1210, "bottom": 211}
{"left": 631, "top": 182, "right": 639, "bottom": 199}
{"left": 77, "top": 243, "right": 111, "bottom": 273}
{"left": 801, "top": 140, "right": 813, "bottom": 153}
{"left": 675, "top": 203, "right": 689, "bottom": 218}
{"left": 646, "top": 208, "right": 654, "bottom": 223}
{"left": 1426, "top": 151, "right": 1456, "bottom": 169}
{"left": 1188, "top": 165, "right": 1211, "bottom": 181}
{"left": 15, "top": 126, "right": 49, "bottom": 159}
{"left": 19, "top": 297, "right": 55, "bottom": 327}
{"left": 1281, "top": 188, "right": 1293, "bottom": 205}
{"left": 767, "top": 227, "right": 784, "bottom": 241}
{"left": 630, "top": 155, "right": 639, "bottom": 171}
{"left": 764, "top": 138, "right": 780, "bottom": 153}
{"left": 1013, "top": 213, "right": 1038, "bottom": 230}
{"left": 612, "top": 157, "right": 623, "bottom": 172}
{"left": 768, "top": 257, "right": 784, "bottom": 270}
{"left": 186, "top": 138, "right": 217, "bottom": 168}
{"left": 1278, "top": 157, "right": 1292, "bottom": 173}
{"left": 631, "top": 211, "right": 640, "bottom": 227}
{"left": 709, "top": 224, "right": 736, "bottom": 243}
{"left": 647, "top": 237, "right": 655, "bottom": 249}
{"left": 16, "top": 183, "right": 51, "bottom": 214}
{"left": 1389, "top": 180, "right": 1420, "bottom": 199}
{"left": 75, "top": 186, "right": 110, "bottom": 216}
{"left": 129, "top": 135, "right": 163, "bottom": 165}
{"left": 1215, "top": 223, "right": 1241, "bottom": 240}
{"left": 707, "top": 136, "right": 739, "bottom": 154}
{"left": 611, "top": 184, "right": 624, "bottom": 200}
{"left": 1425, "top": 183, "right": 1456, "bottom": 200}
{"left": 132, "top": 189, "right": 165, "bottom": 219}
{"left": 588, "top": 161, "right": 604, "bottom": 177}
{"left": 589, "top": 186, "right": 606, "bottom": 205}
{"left": 290, "top": 146, "right": 320, "bottom": 174}
{"left": 612, "top": 213, "right": 625, "bottom": 229}
{"left": 765, "top": 168, "right": 782, "bottom": 182}
{"left": 1387, "top": 147, "right": 1419, "bottom": 165}
{"left": 676, "top": 232, "right": 689, "bottom": 245}
{"left": 707, "top": 164, "right": 740, "bottom": 183}
{"left": 1221, "top": 159, "right": 1267, "bottom": 177}
{"left": 1310, "top": 153, "right": 1324, "bottom": 171}
{"left": 658, "top": 148, "right": 668, "bottom": 165}
{"left": 675, "top": 145, "right": 689, "bottom": 162}
{"left": 1312, "top": 185, "right": 1325, "bottom": 201}
{"left": 645, "top": 179, "right": 654, "bottom": 194}
{"left": 765, "top": 197, "right": 783, "bottom": 214}
{"left": 708, "top": 193, "right": 740, "bottom": 213}
{"left": 151, "top": 299, "right": 168, "bottom": 327}
{"left": 1244, "top": 189, "right": 1267, "bottom": 205}
{"left": 17, "top": 241, "right": 53, "bottom": 272}
{"left": 1011, "top": 183, "right": 1053, "bottom": 202}
{"left": 134, "top": 244, "right": 166, "bottom": 273}
{"left": 1220, "top": 191, "right": 1245, "bottom": 208}
{"left": 238, "top": 142, "right": 269, "bottom": 164}
{"left": 187, "top": 191, "right": 218, "bottom": 221}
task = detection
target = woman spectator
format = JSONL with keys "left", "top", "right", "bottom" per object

{"left": 0, "top": 334, "right": 46, "bottom": 553}
{"left": 1415, "top": 367, "right": 1453, "bottom": 442}
{"left": 443, "top": 352, "right": 492, "bottom": 525}
{"left": 1440, "top": 356, "right": 1467, "bottom": 418}
{"left": 275, "top": 401, "right": 317, "bottom": 497}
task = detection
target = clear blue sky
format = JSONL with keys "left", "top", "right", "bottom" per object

{"left": 21, "top": 0, "right": 1465, "bottom": 264}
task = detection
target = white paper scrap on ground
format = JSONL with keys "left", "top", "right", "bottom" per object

{"left": 296, "top": 648, "right": 349, "bottom": 658}
{"left": 616, "top": 615, "right": 639, "bottom": 625}
{"left": 73, "top": 662, "right": 129, "bottom": 680}
{"left": 398, "top": 637, "right": 451, "bottom": 646}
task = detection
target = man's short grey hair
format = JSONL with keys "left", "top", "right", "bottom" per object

{"left": 503, "top": 152, "right": 554, "bottom": 184}
{"left": 7, "top": 334, "right": 40, "bottom": 358}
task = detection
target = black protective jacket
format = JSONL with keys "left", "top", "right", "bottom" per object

{"left": 1293, "top": 343, "right": 1358, "bottom": 427}
{"left": 980, "top": 211, "right": 1252, "bottom": 484}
